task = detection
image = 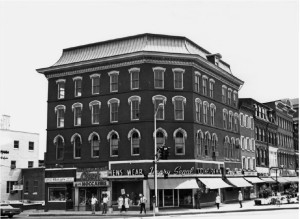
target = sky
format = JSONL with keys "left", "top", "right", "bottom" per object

{"left": 0, "top": 0, "right": 298, "bottom": 159}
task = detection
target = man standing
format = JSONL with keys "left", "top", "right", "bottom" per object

{"left": 238, "top": 191, "right": 243, "bottom": 208}
{"left": 91, "top": 194, "right": 98, "bottom": 214}
{"left": 215, "top": 193, "right": 220, "bottom": 209}
{"left": 139, "top": 194, "right": 147, "bottom": 214}
{"left": 102, "top": 194, "right": 109, "bottom": 214}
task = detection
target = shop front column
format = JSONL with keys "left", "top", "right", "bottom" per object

{"left": 143, "top": 179, "right": 150, "bottom": 209}
{"left": 74, "top": 187, "right": 79, "bottom": 211}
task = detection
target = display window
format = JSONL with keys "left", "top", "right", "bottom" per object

{"left": 49, "top": 187, "right": 66, "bottom": 202}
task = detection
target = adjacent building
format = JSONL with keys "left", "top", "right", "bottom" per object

{"left": 37, "top": 33, "right": 247, "bottom": 211}
{"left": 0, "top": 115, "right": 40, "bottom": 202}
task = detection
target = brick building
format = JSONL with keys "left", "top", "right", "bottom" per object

{"left": 37, "top": 34, "right": 245, "bottom": 210}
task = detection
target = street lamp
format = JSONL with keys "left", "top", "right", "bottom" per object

{"left": 269, "top": 165, "right": 284, "bottom": 193}
{"left": 154, "top": 103, "right": 164, "bottom": 214}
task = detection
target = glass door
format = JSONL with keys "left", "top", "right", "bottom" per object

{"left": 164, "top": 189, "right": 174, "bottom": 206}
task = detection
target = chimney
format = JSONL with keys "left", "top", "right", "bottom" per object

{"left": 206, "top": 53, "right": 222, "bottom": 66}
{"left": 0, "top": 115, "right": 11, "bottom": 130}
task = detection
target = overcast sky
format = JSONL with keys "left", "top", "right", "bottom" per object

{"left": 0, "top": 0, "right": 298, "bottom": 158}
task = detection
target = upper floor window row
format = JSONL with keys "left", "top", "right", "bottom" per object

{"left": 222, "top": 85, "right": 238, "bottom": 107}
{"left": 223, "top": 109, "right": 239, "bottom": 133}
{"left": 195, "top": 98, "right": 216, "bottom": 126}
{"left": 194, "top": 71, "right": 215, "bottom": 99}
{"left": 240, "top": 113, "right": 254, "bottom": 130}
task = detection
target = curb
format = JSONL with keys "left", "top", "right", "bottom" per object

{"left": 26, "top": 207, "right": 299, "bottom": 217}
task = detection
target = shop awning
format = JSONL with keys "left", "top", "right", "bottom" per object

{"left": 272, "top": 177, "right": 290, "bottom": 184}
{"left": 260, "top": 177, "right": 276, "bottom": 183}
{"left": 198, "top": 178, "right": 232, "bottom": 189}
{"left": 227, "top": 177, "right": 253, "bottom": 187}
{"left": 244, "top": 177, "right": 265, "bottom": 184}
{"left": 147, "top": 178, "right": 199, "bottom": 190}
{"left": 281, "top": 177, "right": 299, "bottom": 183}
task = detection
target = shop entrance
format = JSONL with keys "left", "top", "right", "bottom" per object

{"left": 150, "top": 189, "right": 192, "bottom": 208}
{"left": 78, "top": 187, "right": 106, "bottom": 211}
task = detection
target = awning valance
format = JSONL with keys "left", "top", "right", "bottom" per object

{"left": 244, "top": 177, "right": 265, "bottom": 184}
{"left": 147, "top": 178, "right": 199, "bottom": 190}
{"left": 198, "top": 178, "right": 232, "bottom": 189}
{"left": 260, "top": 177, "right": 276, "bottom": 183}
{"left": 272, "top": 177, "right": 290, "bottom": 184}
{"left": 227, "top": 177, "right": 253, "bottom": 187}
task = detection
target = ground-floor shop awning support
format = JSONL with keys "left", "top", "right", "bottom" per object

{"left": 244, "top": 177, "right": 265, "bottom": 184}
{"left": 198, "top": 178, "right": 232, "bottom": 189}
{"left": 227, "top": 177, "right": 253, "bottom": 187}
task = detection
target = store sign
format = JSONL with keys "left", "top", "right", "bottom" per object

{"left": 45, "top": 177, "right": 74, "bottom": 183}
{"left": 110, "top": 166, "right": 221, "bottom": 176}
{"left": 243, "top": 171, "right": 258, "bottom": 176}
{"left": 13, "top": 185, "right": 23, "bottom": 190}
{"left": 76, "top": 168, "right": 108, "bottom": 180}
{"left": 73, "top": 180, "right": 109, "bottom": 187}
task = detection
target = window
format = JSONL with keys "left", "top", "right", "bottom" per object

{"left": 230, "top": 138, "right": 235, "bottom": 159}
{"left": 233, "top": 91, "right": 238, "bottom": 107}
{"left": 242, "top": 157, "right": 246, "bottom": 169}
{"left": 90, "top": 74, "right": 100, "bottom": 94}
{"left": 129, "top": 68, "right": 140, "bottom": 90}
{"left": 108, "top": 71, "right": 119, "bottom": 92}
{"left": 228, "top": 111, "right": 233, "bottom": 130}
{"left": 203, "top": 101, "right": 209, "bottom": 124}
{"left": 196, "top": 130, "right": 203, "bottom": 156}
{"left": 14, "top": 140, "right": 19, "bottom": 149}
{"left": 202, "top": 76, "right": 208, "bottom": 95}
{"left": 172, "top": 96, "right": 186, "bottom": 120}
{"left": 212, "top": 134, "right": 218, "bottom": 157}
{"left": 28, "top": 161, "right": 33, "bottom": 168}
{"left": 108, "top": 131, "right": 119, "bottom": 157}
{"left": 11, "top": 160, "right": 16, "bottom": 169}
{"left": 173, "top": 68, "right": 184, "bottom": 89}
{"left": 223, "top": 109, "right": 228, "bottom": 129}
{"left": 224, "top": 136, "right": 229, "bottom": 159}
{"left": 72, "top": 134, "right": 82, "bottom": 159}
{"left": 89, "top": 132, "right": 100, "bottom": 158}
{"left": 222, "top": 85, "right": 227, "bottom": 103}
{"left": 194, "top": 71, "right": 201, "bottom": 92}
{"left": 234, "top": 113, "right": 239, "bottom": 132}
{"left": 107, "top": 98, "right": 120, "bottom": 123}
{"left": 174, "top": 128, "right": 186, "bottom": 155}
{"left": 56, "top": 79, "right": 66, "bottom": 99}
{"left": 55, "top": 105, "right": 66, "bottom": 128}
{"left": 128, "top": 96, "right": 141, "bottom": 121}
{"left": 128, "top": 129, "right": 141, "bottom": 156}
{"left": 29, "top": 141, "right": 34, "bottom": 150}
{"left": 89, "top": 101, "right": 101, "bottom": 124}
{"left": 153, "top": 67, "right": 165, "bottom": 89}
{"left": 73, "top": 76, "right": 82, "bottom": 97}
{"left": 24, "top": 181, "right": 29, "bottom": 193}
{"left": 195, "top": 98, "right": 202, "bottom": 123}
{"left": 240, "top": 113, "right": 244, "bottom": 127}
{"left": 72, "top": 103, "right": 82, "bottom": 126}
{"left": 209, "top": 79, "right": 215, "bottom": 98}
{"left": 152, "top": 95, "right": 166, "bottom": 120}
{"left": 54, "top": 135, "right": 64, "bottom": 160}
{"left": 6, "top": 181, "right": 17, "bottom": 193}
{"left": 241, "top": 136, "right": 244, "bottom": 149}
{"left": 33, "top": 181, "right": 38, "bottom": 194}
{"left": 49, "top": 188, "right": 66, "bottom": 201}
{"left": 210, "top": 104, "right": 216, "bottom": 126}
{"left": 204, "top": 132, "right": 210, "bottom": 156}
{"left": 228, "top": 88, "right": 232, "bottom": 105}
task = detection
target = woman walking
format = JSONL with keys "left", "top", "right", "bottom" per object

{"left": 215, "top": 193, "right": 220, "bottom": 209}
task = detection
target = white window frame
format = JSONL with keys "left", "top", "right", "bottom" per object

{"left": 241, "top": 136, "right": 244, "bottom": 149}
{"left": 233, "top": 90, "right": 238, "bottom": 107}
{"left": 128, "top": 128, "right": 141, "bottom": 156}
{"left": 153, "top": 67, "right": 165, "bottom": 89}
{"left": 108, "top": 71, "right": 119, "bottom": 93}
{"left": 73, "top": 76, "right": 82, "bottom": 97}
{"left": 54, "top": 135, "right": 65, "bottom": 160}
{"left": 209, "top": 79, "right": 215, "bottom": 98}
{"left": 210, "top": 103, "right": 216, "bottom": 126}
{"left": 56, "top": 79, "right": 66, "bottom": 99}
{"left": 222, "top": 85, "right": 227, "bottom": 103}
{"left": 228, "top": 111, "right": 233, "bottom": 130}
{"left": 107, "top": 98, "right": 120, "bottom": 123}
{"left": 223, "top": 109, "right": 228, "bottom": 129}
{"left": 228, "top": 88, "right": 232, "bottom": 105}
{"left": 71, "top": 133, "right": 82, "bottom": 159}
{"left": 173, "top": 128, "right": 187, "bottom": 155}
{"left": 128, "top": 96, "right": 141, "bottom": 121}
{"left": 202, "top": 75, "right": 208, "bottom": 96}
{"left": 55, "top": 105, "right": 66, "bottom": 128}
{"left": 107, "top": 130, "right": 119, "bottom": 157}
{"left": 89, "top": 100, "right": 101, "bottom": 125}
{"left": 203, "top": 101, "right": 209, "bottom": 124}
{"left": 194, "top": 71, "right": 201, "bottom": 93}
{"left": 152, "top": 95, "right": 167, "bottom": 120}
{"left": 129, "top": 67, "right": 140, "bottom": 90}
{"left": 172, "top": 68, "right": 185, "bottom": 90}
{"left": 72, "top": 103, "right": 83, "bottom": 126}
{"left": 172, "top": 96, "right": 186, "bottom": 120}
{"left": 90, "top": 74, "right": 101, "bottom": 95}
{"left": 88, "top": 132, "right": 100, "bottom": 158}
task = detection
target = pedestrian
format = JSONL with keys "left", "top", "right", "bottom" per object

{"left": 124, "top": 194, "right": 130, "bottom": 212}
{"left": 118, "top": 195, "right": 125, "bottom": 213}
{"left": 102, "top": 194, "right": 109, "bottom": 214}
{"left": 139, "top": 194, "right": 147, "bottom": 214}
{"left": 91, "top": 194, "right": 98, "bottom": 214}
{"left": 215, "top": 193, "right": 220, "bottom": 209}
{"left": 238, "top": 191, "right": 243, "bottom": 208}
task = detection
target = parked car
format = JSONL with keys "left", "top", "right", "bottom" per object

{"left": 0, "top": 203, "right": 21, "bottom": 218}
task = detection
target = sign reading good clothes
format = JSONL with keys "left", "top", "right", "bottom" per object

{"left": 110, "top": 166, "right": 221, "bottom": 176}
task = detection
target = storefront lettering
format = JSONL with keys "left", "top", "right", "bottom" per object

{"left": 81, "top": 170, "right": 101, "bottom": 181}
{"left": 74, "top": 181, "right": 108, "bottom": 187}
{"left": 112, "top": 169, "right": 124, "bottom": 176}
{"left": 127, "top": 169, "right": 143, "bottom": 175}
{"left": 174, "top": 166, "right": 194, "bottom": 175}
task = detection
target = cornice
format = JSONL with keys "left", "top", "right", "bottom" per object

{"left": 40, "top": 52, "right": 243, "bottom": 89}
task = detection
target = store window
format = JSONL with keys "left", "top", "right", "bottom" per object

{"left": 54, "top": 135, "right": 64, "bottom": 160}
{"left": 108, "top": 71, "right": 119, "bottom": 92}
{"left": 49, "top": 188, "right": 66, "bottom": 202}
{"left": 90, "top": 74, "right": 100, "bottom": 94}
{"left": 153, "top": 67, "right": 165, "bottom": 89}
{"left": 129, "top": 68, "right": 140, "bottom": 90}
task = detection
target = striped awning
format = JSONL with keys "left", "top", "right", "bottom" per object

{"left": 198, "top": 178, "right": 232, "bottom": 189}
{"left": 148, "top": 178, "right": 199, "bottom": 190}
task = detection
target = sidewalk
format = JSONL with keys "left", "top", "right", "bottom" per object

{"left": 22, "top": 200, "right": 299, "bottom": 217}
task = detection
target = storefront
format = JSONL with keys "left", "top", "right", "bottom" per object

{"left": 243, "top": 171, "right": 264, "bottom": 199}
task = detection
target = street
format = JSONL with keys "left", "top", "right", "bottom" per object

{"left": 8, "top": 209, "right": 299, "bottom": 219}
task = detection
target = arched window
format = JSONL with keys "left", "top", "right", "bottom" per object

{"left": 54, "top": 135, "right": 64, "bottom": 160}
{"left": 204, "top": 132, "right": 211, "bottom": 156}
{"left": 210, "top": 103, "right": 216, "bottom": 126}
{"left": 212, "top": 133, "right": 218, "bottom": 157}
{"left": 72, "top": 103, "right": 83, "bottom": 126}
{"left": 55, "top": 105, "right": 66, "bottom": 128}
{"left": 172, "top": 96, "right": 186, "bottom": 120}
{"left": 152, "top": 95, "right": 167, "bottom": 120}
{"left": 224, "top": 136, "right": 229, "bottom": 159}
{"left": 71, "top": 133, "right": 82, "bottom": 159}
{"left": 209, "top": 79, "right": 215, "bottom": 98}
{"left": 194, "top": 71, "right": 201, "bottom": 92}
{"left": 88, "top": 132, "right": 100, "bottom": 158}
{"left": 128, "top": 96, "right": 141, "bottom": 120}
{"left": 89, "top": 101, "right": 101, "bottom": 124}
{"left": 172, "top": 68, "right": 185, "bottom": 89}
{"left": 230, "top": 137, "right": 235, "bottom": 159}
{"left": 223, "top": 109, "right": 228, "bottom": 129}
{"left": 196, "top": 130, "right": 204, "bottom": 156}
{"left": 222, "top": 85, "right": 227, "bottom": 103}
{"left": 128, "top": 128, "right": 141, "bottom": 156}
{"left": 107, "top": 130, "right": 119, "bottom": 157}
{"left": 107, "top": 98, "right": 120, "bottom": 123}
{"left": 156, "top": 130, "right": 166, "bottom": 148}
{"left": 228, "top": 111, "right": 233, "bottom": 130}
{"left": 73, "top": 76, "right": 82, "bottom": 97}
{"left": 108, "top": 71, "right": 119, "bottom": 92}
{"left": 203, "top": 101, "right": 209, "bottom": 124}
{"left": 236, "top": 138, "right": 241, "bottom": 160}
{"left": 195, "top": 98, "right": 202, "bottom": 123}
{"left": 174, "top": 128, "right": 187, "bottom": 155}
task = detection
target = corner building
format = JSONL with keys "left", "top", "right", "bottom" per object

{"left": 37, "top": 34, "right": 244, "bottom": 211}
